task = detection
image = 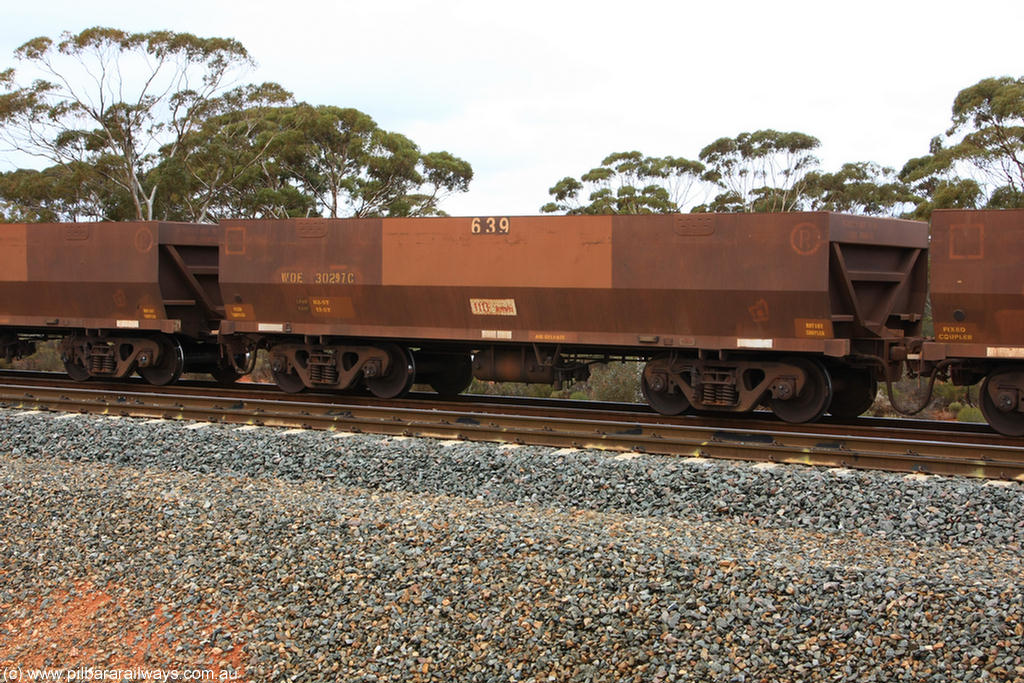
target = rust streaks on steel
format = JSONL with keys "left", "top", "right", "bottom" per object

{"left": 216, "top": 213, "right": 928, "bottom": 354}
{"left": 1, "top": 376, "right": 1022, "bottom": 481}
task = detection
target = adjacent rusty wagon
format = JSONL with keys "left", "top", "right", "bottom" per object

{"left": 924, "top": 208, "right": 1024, "bottom": 435}
{"left": 0, "top": 221, "right": 240, "bottom": 384}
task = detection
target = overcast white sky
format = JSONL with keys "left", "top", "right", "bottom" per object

{"left": 2, "top": 0, "right": 1022, "bottom": 216}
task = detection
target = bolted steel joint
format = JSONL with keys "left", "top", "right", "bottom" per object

{"left": 648, "top": 373, "right": 667, "bottom": 393}
{"left": 363, "top": 359, "right": 382, "bottom": 378}
{"left": 771, "top": 378, "right": 796, "bottom": 401}
{"left": 996, "top": 390, "right": 1018, "bottom": 413}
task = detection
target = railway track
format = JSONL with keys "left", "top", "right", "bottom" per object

{"left": 1, "top": 370, "right": 1023, "bottom": 481}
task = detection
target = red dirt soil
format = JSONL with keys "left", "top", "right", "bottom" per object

{"left": 0, "top": 580, "right": 250, "bottom": 681}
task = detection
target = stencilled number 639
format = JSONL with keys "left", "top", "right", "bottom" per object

{"left": 470, "top": 217, "right": 510, "bottom": 234}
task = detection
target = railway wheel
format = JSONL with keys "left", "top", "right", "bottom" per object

{"left": 429, "top": 354, "right": 473, "bottom": 398}
{"left": 641, "top": 366, "right": 691, "bottom": 416}
{"left": 210, "top": 349, "right": 253, "bottom": 384}
{"left": 138, "top": 336, "right": 184, "bottom": 386}
{"left": 63, "top": 355, "right": 91, "bottom": 382}
{"left": 366, "top": 344, "right": 415, "bottom": 399}
{"left": 980, "top": 368, "right": 1024, "bottom": 437}
{"left": 272, "top": 367, "right": 306, "bottom": 394}
{"left": 770, "top": 357, "right": 832, "bottom": 424}
{"left": 828, "top": 367, "right": 877, "bottom": 419}
{"left": 210, "top": 364, "right": 241, "bottom": 384}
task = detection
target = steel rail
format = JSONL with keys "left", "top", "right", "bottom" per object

{"left": 0, "top": 370, "right": 1001, "bottom": 439}
{"left": 1, "top": 374, "right": 1023, "bottom": 481}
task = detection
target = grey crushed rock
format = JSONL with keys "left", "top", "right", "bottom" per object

{"left": 0, "top": 408, "right": 1021, "bottom": 681}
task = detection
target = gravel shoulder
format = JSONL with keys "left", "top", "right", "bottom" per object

{"left": 1, "top": 409, "right": 1022, "bottom": 682}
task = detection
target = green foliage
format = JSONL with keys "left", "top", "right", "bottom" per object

{"left": 545, "top": 131, "right": 851, "bottom": 216}
{"left": 803, "top": 162, "right": 916, "bottom": 216}
{"left": 987, "top": 183, "right": 1024, "bottom": 208}
{"left": 249, "top": 351, "right": 274, "bottom": 384}
{"left": 467, "top": 379, "right": 557, "bottom": 398}
{"left": 947, "top": 401, "right": 963, "bottom": 414}
{"left": 899, "top": 146, "right": 984, "bottom": 220}
{"left": 585, "top": 362, "right": 642, "bottom": 402}
{"left": 541, "top": 151, "right": 708, "bottom": 214}
{"left": 695, "top": 130, "right": 821, "bottom": 213}
{"left": 279, "top": 106, "right": 472, "bottom": 218}
{"left": 0, "top": 27, "right": 254, "bottom": 221}
{"left": 956, "top": 405, "right": 984, "bottom": 423}
{"left": 0, "top": 28, "right": 473, "bottom": 222}
{"left": 900, "top": 75, "right": 1024, "bottom": 217}
{"left": 0, "top": 161, "right": 130, "bottom": 221}
{"left": 162, "top": 102, "right": 474, "bottom": 221}
{"left": 949, "top": 76, "right": 1024, "bottom": 201}
{"left": 932, "top": 380, "right": 967, "bottom": 407}
{"left": 153, "top": 87, "right": 311, "bottom": 221}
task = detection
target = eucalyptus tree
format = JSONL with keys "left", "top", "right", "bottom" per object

{"left": 695, "top": 130, "right": 821, "bottom": 212}
{"left": 541, "top": 151, "right": 709, "bottom": 214}
{"left": 947, "top": 76, "right": 1024, "bottom": 206}
{"left": 151, "top": 82, "right": 303, "bottom": 221}
{"left": 159, "top": 102, "right": 473, "bottom": 221}
{"left": 803, "top": 162, "right": 916, "bottom": 216}
{"left": 274, "top": 104, "right": 472, "bottom": 218}
{"left": 0, "top": 27, "right": 256, "bottom": 220}
{"left": 0, "top": 162, "right": 114, "bottom": 221}
{"left": 900, "top": 75, "right": 1024, "bottom": 217}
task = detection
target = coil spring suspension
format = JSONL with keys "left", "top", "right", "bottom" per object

{"left": 701, "top": 382, "right": 738, "bottom": 406}
{"left": 89, "top": 347, "right": 116, "bottom": 375}
{"left": 698, "top": 367, "right": 740, "bottom": 407}
{"left": 308, "top": 353, "right": 339, "bottom": 385}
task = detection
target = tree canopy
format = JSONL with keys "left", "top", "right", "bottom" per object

{"left": 0, "top": 27, "right": 255, "bottom": 221}
{"left": 899, "top": 75, "right": 1024, "bottom": 217}
{"left": 275, "top": 105, "right": 472, "bottom": 219}
{"left": 2, "top": 33, "right": 1020, "bottom": 224}
{"left": 542, "top": 75, "right": 1024, "bottom": 219}
{"left": 542, "top": 131, "right": 911, "bottom": 216}
{"left": 541, "top": 151, "right": 708, "bottom": 215}
{"left": 803, "top": 162, "right": 917, "bottom": 216}
{"left": 0, "top": 27, "right": 472, "bottom": 222}
{"left": 695, "top": 130, "right": 821, "bottom": 213}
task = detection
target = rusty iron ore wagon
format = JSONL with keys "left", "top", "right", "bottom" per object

{"left": 1, "top": 212, "right": 931, "bottom": 426}
{"left": 216, "top": 213, "right": 928, "bottom": 423}
{"left": 924, "top": 208, "right": 1024, "bottom": 435}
